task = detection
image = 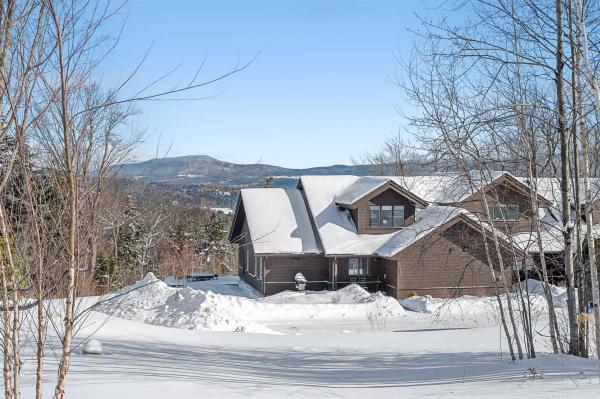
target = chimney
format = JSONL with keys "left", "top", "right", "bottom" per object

{"left": 265, "top": 176, "right": 274, "bottom": 188}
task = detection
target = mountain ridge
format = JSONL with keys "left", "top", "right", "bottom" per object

{"left": 117, "top": 154, "right": 377, "bottom": 187}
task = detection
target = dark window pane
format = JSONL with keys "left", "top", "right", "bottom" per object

{"left": 507, "top": 204, "right": 519, "bottom": 220}
{"left": 369, "top": 205, "right": 380, "bottom": 227}
{"left": 349, "top": 258, "right": 367, "bottom": 276}
{"left": 381, "top": 205, "right": 393, "bottom": 227}
{"left": 497, "top": 205, "right": 506, "bottom": 220}
{"left": 488, "top": 204, "right": 501, "bottom": 220}
{"left": 393, "top": 206, "right": 405, "bottom": 227}
{"left": 488, "top": 203, "right": 519, "bottom": 221}
{"left": 349, "top": 258, "right": 358, "bottom": 275}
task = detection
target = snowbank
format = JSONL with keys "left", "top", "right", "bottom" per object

{"left": 95, "top": 273, "right": 276, "bottom": 334}
{"left": 95, "top": 275, "right": 406, "bottom": 334}
{"left": 400, "top": 279, "right": 568, "bottom": 316}
{"left": 263, "top": 284, "right": 372, "bottom": 305}
{"left": 400, "top": 295, "right": 497, "bottom": 315}
{"left": 521, "top": 278, "right": 568, "bottom": 308}
{"left": 257, "top": 285, "right": 406, "bottom": 320}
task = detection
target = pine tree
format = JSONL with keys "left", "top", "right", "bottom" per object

{"left": 95, "top": 254, "right": 118, "bottom": 290}
{"left": 117, "top": 196, "right": 143, "bottom": 276}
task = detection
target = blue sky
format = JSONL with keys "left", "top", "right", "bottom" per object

{"left": 102, "top": 0, "right": 444, "bottom": 168}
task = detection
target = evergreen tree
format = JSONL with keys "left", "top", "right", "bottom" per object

{"left": 117, "top": 195, "right": 143, "bottom": 275}
{"left": 95, "top": 254, "right": 118, "bottom": 290}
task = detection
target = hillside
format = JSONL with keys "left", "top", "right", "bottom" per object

{"left": 116, "top": 155, "right": 377, "bottom": 187}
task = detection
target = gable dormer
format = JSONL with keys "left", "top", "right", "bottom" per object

{"left": 456, "top": 172, "right": 553, "bottom": 234}
{"left": 335, "top": 179, "right": 428, "bottom": 235}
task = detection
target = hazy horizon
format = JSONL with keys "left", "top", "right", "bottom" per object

{"left": 127, "top": 152, "right": 368, "bottom": 168}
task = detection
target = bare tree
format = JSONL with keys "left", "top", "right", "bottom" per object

{"left": 574, "top": 0, "right": 600, "bottom": 359}
{"left": 397, "top": 0, "right": 600, "bottom": 357}
{"left": 352, "top": 133, "right": 428, "bottom": 176}
{"left": 0, "top": 0, "right": 254, "bottom": 398}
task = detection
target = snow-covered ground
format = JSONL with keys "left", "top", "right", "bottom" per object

{"left": 14, "top": 275, "right": 600, "bottom": 398}
{"left": 95, "top": 274, "right": 406, "bottom": 334}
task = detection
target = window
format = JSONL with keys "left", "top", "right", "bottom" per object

{"left": 380, "top": 205, "right": 393, "bottom": 227}
{"left": 250, "top": 255, "right": 256, "bottom": 275}
{"left": 369, "top": 205, "right": 380, "bottom": 227}
{"left": 369, "top": 205, "right": 405, "bottom": 227}
{"left": 487, "top": 203, "right": 519, "bottom": 221}
{"left": 349, "top": 258, "right": 368, "bottom": 276}
{"left": 257, "top": 257, "right": 264, "bottom": 280}
{"left": 393, "top": 206, "right": 405, "bottom": 227}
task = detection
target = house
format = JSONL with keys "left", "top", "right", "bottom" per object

{"left": 514, "top": 176, "right": 600, "bottom": 283}
{"left": 229, "top": 172, "right": 558, "bottom": 298}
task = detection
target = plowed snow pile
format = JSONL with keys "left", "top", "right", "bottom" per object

{"left": 399, "top": 279, "right": 568, "bottom": 317}
{"left": 95, "top": 273, "right": 406, "bottom": 334}
{"left": 522, "top": 278, "right": 568, "bottom": 308}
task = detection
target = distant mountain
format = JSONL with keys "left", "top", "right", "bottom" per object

{"left": 116, "top": 155, "right": 378, "bottom": 187}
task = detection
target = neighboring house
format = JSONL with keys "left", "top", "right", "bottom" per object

{"left": 526, "top": 176, "right": 600, "bottom": 225}
{"left": 513, "top": 176, "right": 600, "bottom": 284}
{"left": 229, "top": 172, "right": 561, "bottom": 298}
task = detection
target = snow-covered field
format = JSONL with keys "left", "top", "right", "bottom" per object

{"left": 14, "top": 275, "right": 600, "bottom": 398}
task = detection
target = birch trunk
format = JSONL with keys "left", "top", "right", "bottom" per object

{"left": 46, "top": 2, "right": 78, "bottom": 397}
{"left": 527, "top": 162, "right": 564, "bottom": 353}
{"left": 0, "top": 206, "right": 14, "bottom": 399}
{"left": 574, "top": 0, "right": 600, "bottom": 359}
{"left": 477, "top": 177, "right": 524, "bottom": 360}
{"left": 555, "top": 0, "right": 580, "bottom": 356}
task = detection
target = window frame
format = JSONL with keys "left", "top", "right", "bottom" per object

{"left": 393, "top": 205, "right": 405, "bottom": 227}
{"left": 369, "top": 205, "right": 380, "bottom": 228}
{"left": 380, "top": 205, "right": 393, "bottom": 228}
{"left": 348, "top": 258, "right": 368, "bottom": 276}
{"left": 368, "top": 204, "right": 405, "bottom": 228}
{"left": 257, "top": 257, "right": 264, "bottom": 280}
{"left": 487, "top": 203, "right": 519, "bottom": 221}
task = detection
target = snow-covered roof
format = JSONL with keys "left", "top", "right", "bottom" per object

{"left": 299, "top": 175, "right": 491, "bottom": 257}
{"left": 334, "top": 177, "right": 391, "bottom": 206}
{"left": 369, "top": 206, "right": 474, "bottom": 257}
{"left": 326, "top": 171, "right": 520, "bottom": 207}
{"left": 235, "top": 174, "right": 531, "bottom": 257}
{"left": 398, "top": 170, "right": 542, "bottom": 204}
{"left": 511, "top": 231, "right": 565, "bottom": 253}
{"left": 520, "top": 177, "right": 600, "bottom": 208}
{"left": 511, "top": 207, "right": 584, "bottom": 254}
{"left": 240, "top": 188, "right": 321, "bottom": 255}
{"left": 334, "top": 176, "right": 427, "bottom": 207}
{"left": 397, "top": 174, "right": 475, "bottom": 203}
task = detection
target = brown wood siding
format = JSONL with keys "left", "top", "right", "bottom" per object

{"left": 392, "top": 220, "right": 514, "bottom": 298}
{"left": 236, "top": 220, "right": 264, "bottom": 294}
{"left": 454, "top": 181, "right": 536, "bottom": 234}
{"left": 383, "top": 259, "right": 398, "bottom": 297}
{"left": 264, "top": 255, "right": 329, "bottom": 295}
{"left": 355, "top": 188, "right": 416, "bottom": 234}
{"left": 589, "top": 198, "right": 600, "bottom": 225}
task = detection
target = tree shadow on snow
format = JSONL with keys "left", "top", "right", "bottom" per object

{"left": 61, "top": 338, "right": 597, "bottom": 389}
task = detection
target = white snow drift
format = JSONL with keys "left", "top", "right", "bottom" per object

{"left": 95, "top": 273, "right": 406, "bottom": 333}
{"left": 400, "top": 278, "right": 568, "bottom": 317}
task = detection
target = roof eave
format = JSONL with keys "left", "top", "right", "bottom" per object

{"left": 338, "top": 180, "right": 429, "bottom": 209}
{"left": 228, "top": 194, "right": 244, "bottom": 243}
